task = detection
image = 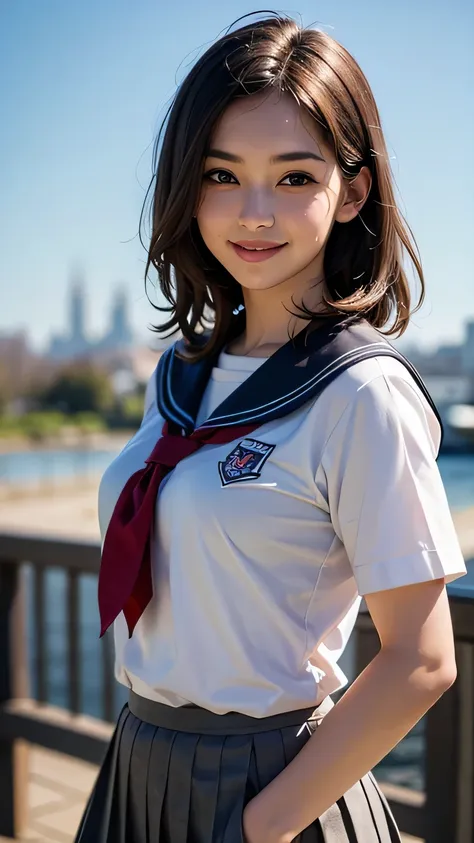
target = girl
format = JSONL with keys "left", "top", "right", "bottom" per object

{"left": 76, "top": 13, "right": 467, "bottom": 843}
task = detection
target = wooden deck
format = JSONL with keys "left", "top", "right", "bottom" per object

{"left": 2, "top": 746, "right": 96, "bottom": 843}
{"left": 0, "top": 745, "right": 422, "bottom": 843}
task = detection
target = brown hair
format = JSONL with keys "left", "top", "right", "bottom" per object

{"left": 142, "top": 12, "right": 425, "bottom": 359}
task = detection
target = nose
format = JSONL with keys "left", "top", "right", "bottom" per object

{"left": 238, "top": 188, "right": 275, "bottom": 230}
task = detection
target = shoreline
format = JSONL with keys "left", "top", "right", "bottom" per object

{"left": 1, "top": 431, "right": 473, "bottom": 457}
{"left": 0, "top": 430, "right": 133, "bottom": 455}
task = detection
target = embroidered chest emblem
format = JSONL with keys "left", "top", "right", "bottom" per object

{"left": 218, "top": 439, "right": 275, "bottom": 487}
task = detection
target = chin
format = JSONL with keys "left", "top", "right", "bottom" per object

{"left": 221, "top": 260, "right": 292, "bottom": 288}
{"left": 225, "top": 265, "right": 288, "bottom": 288}
{"left": 236, "top": 276, "right": 291, "bottom": 292}
{"left": 231, "top": 263, "right": 313, "bottom": 293}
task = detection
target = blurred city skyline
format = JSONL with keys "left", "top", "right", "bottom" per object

{"left": 1, "top": 0, "right": 473, "bottom": 353}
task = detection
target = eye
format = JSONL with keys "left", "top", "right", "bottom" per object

{"left": 279, "top": 172, "right": 316, "bottom": 187}
{"left": 203, "top": 169, "right": 238, "bottom": 185}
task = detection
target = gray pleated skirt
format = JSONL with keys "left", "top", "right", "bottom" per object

{"left": 74, "top": 691, "right": 401, "bottom": 843}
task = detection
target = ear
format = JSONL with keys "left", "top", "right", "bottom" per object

{"left": 335, "top": 166, "right": 372, "bottom": 224}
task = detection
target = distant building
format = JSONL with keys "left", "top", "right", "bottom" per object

{"left": 95, "top": 288, "right": 134, "bottom": 352}
{"left": 423, "top": 376, "right": 472, "bottom": 405}
{"left": 0, "top": 330, "right": 60, "bottom": 408}
{"left": 42, "top": 273, "right": 163, "bottom": 395}
{"left": 90, "top": 345, "right": 161, "bottom": 395}
{"left": 0, "top": 330, "right": 33, "bottom": 394}
{"left": 428, "top": 344, "right": 463, "bottom": 377}
{"left": 401, "top": 321, "right": 473, "bottom": 381}
{"left": 461, "top": 320, "right": 474, "bottom": 376}
{"left": 70, "top": 280, "right": 86, "bottom": 347}
{"left": 49, "top": 279, "right": 91, "bottom": 360}
{"left": 48, "top": 276, "right": 135, "bottom": 361}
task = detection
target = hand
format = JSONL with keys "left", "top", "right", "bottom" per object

{"left": 242, "top": 795, "right": 295, "bottom": 843}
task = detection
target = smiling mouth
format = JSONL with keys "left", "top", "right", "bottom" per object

{"left": 231, "top": 241, "right": 286, "bottom": 250}
{"left": 229, "top": 241, "right": 287, "bottom": 262}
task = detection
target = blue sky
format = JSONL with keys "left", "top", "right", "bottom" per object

{"left": 1, "top": 0, "right": 473, "bottom": 352}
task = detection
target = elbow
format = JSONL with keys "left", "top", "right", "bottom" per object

{"left": 412, "top": 657, "right": 457, "bottom": 699}
{"left": 380, "top": 647, "right": 457, "bottom": 699}
{"left": 433, "top": 660, "right": 457, "bottom": 693}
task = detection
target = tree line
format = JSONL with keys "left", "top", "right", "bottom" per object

{"left": 0, "top": 361, "right": 145, "bottom": 440}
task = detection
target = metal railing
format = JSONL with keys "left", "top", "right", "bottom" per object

{"left": 0, "top": 532, "right": 473, "bottom": 842}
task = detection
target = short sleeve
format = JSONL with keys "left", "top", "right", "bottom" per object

{"left": 321, "top": 368, "right": 467, "bottom": 595}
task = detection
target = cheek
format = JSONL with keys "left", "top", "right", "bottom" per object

{"left": 284, "top": 193, "right": 333, "bottom": 237}
{"left": 197, "top": 190, "right": 235, "bottom": 230}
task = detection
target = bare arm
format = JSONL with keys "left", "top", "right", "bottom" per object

{"left": 243, "top": 578, "right": 457, "bottom": 843}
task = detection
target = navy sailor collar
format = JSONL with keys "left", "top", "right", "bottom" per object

{"left": 156, "top": 316, "right": 442, "bottom": 442}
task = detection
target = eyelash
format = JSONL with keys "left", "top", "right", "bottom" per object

{"left": 203, "top": 169, "right": 317, "bottom": 187}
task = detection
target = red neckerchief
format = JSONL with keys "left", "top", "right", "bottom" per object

{"left": 98, "top": 421, "right": 260, "bottom": 638}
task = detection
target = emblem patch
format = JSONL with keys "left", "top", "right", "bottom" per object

{"left": 218, "top": 439, "right": 275, "bottom": 487}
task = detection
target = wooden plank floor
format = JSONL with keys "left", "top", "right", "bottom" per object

{"left": 1, "top": 746, "right": 423, "bottom": 843}
{"left": 3, "top": 747, "right": 97, "bottom": 843}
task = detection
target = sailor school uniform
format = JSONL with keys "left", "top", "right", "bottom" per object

{"left": 75, "top": 316, "right": 466, "bottom": 843}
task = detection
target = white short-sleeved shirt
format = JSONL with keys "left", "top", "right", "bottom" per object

{"left": 98, "top": 350, "right": 466, "bottom": 717}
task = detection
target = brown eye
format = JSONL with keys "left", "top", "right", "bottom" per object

{"left": 280, "top": 173, "right": 315, "bottom": 186}
{"left": 204, "top": 169, "right": 238, "bottom": 184}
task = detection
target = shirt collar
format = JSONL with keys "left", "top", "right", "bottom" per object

{"left": 156, "top": 316, "right": 441, "bottom": 437}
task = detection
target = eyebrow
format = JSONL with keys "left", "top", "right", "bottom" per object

{"left": 206, "top": 148, "right": 325, "bottom": 164}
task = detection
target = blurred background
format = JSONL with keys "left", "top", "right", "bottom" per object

{"left": 0, "top": 1, "right": 473, "bottom": 841}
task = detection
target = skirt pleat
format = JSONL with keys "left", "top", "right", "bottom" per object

{"left": 214, "top": 735, "right": 253, "bottom": 842}
{"left": 163, "top": 731, "right": 200, "bottom": 843}
{"left": 252, "top": 728, "right": 287, "bottom": 792}
{"left": 145, "top": 726, "right": 176, "bottom": 841}
{"left": 188, "top": 736, "right": 225, "bottom": 843}
{"left": 118, "top": 708, "right": 142, "bottom": 843}
{"left": 128, "top": 720, "right": 155, "bottom": 842}
{"left": 74, "top": 697, "right": 403, "bottom": 843}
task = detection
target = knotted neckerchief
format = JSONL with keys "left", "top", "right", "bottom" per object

{"left": 98, "top": 420, "right": 261, "bottom": 637}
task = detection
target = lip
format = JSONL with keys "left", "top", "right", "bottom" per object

{"left": 230, "top": 240, "right": 287, "bottom": 263}
{"left": 233, "top": 240, "right": 284, "bottom": 248}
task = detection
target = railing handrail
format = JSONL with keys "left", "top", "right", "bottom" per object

{"left": 0, "top": 531, "right": 100, "bottom": 573}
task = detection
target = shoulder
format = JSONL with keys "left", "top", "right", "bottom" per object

{"left": 316, "top": 354, "right": 441, "bottom": 457}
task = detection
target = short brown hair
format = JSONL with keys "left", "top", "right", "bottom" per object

{"left": 142, "top": 13, "right": 424, "bottom": 359}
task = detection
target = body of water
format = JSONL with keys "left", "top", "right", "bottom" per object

{"left": 6, "top": 445, "right": 474, "bottom": 793}
{"left": 0, "top": 447, "right": 118, "bottom": 485}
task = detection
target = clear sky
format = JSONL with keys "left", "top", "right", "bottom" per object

{"left": 1, "top": 0, "right": 473, "bottom": 352}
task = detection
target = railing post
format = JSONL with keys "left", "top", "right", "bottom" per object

{"left": 425, "top": 595, "right": 474, "bottom": 843}
{"left": 424, "top": 676, "right": 460, "bottom": 842}
{"left": 0, "top": 560, "right": 29, "bottom": 838}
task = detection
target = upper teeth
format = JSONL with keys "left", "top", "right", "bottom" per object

{"left": 244, "top": 246, "right": 267, "bottom": 250}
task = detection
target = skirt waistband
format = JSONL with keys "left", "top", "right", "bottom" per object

{"left": 128, "top": 690, "right": 333, "bottom": 735}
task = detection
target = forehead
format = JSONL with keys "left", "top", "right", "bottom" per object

{"left": 210, "top": 90, "right": 326, "bottom": 155}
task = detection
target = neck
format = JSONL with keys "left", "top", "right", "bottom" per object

{"left": 228, "top": 272, "right": 326, "bottom": 357}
